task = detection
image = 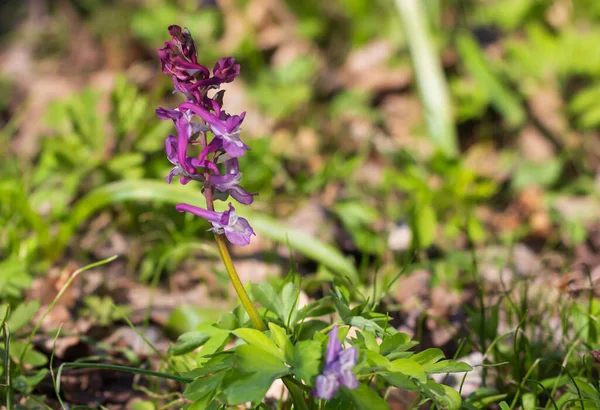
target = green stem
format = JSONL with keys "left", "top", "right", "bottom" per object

{"left": 214, "top": 234, "right": 266, "bottom": 331}
{"left": 282, "top": 377, "right": 310, "bottom": 410}
{"left": 4, "top": 323, "right": 13, "bottom": 410}
{"left": 18, "top": 256, "right": 118, "bottom": 371}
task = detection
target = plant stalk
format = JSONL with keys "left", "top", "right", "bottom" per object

{"left": 214, "top": 233, "right": 266, "bottom": 331}
{"left": 395, "top": 0, "right": 458, "bottom": 157}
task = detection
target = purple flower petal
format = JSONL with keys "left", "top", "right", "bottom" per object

{"left": 228, "top": 185, "right": 256, "bottom": 205}
{"left": 175, "top": 116, "right": 195, "bottom": 174}
{"left": 326, "top": 326, "right": 343, "bottom": 365}
{"left": 197, "top": 137, "right": 223, "bottom": 164}
{"left": 311, "top": 326, "right": 359, "bottom": 399}
{"left": 313, "top": 373, "right": 339, "bottom": 400}
{"left": 224, "top": 213, "right": 255, "bottom": 246}
{"left": 211, "top": 173, "right": 256, "bottom": 205}
{"left": 176, "top": 203, "right": 255, "bottom": 246}
{"left": 222, "top": 137, "right": 249, "bottom": 158}
{"left": 225, "top": 158, "right": 240, "bottom": 174}
{"left": 213, "top": 57, "right": 240, "bottom": 83}
{"left": 156, "top": 107, "right": 182, "bottom": 121}
{"left": 175, "top": 203, "right": 221, "bottom": 223}
{"left": 179, "top": 102, "right": 249, "bottom": 158}
{"left": 337, "top": 348, "right": 359, "bottom": 389}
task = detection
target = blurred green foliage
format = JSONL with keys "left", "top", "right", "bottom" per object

{"left": 1, "top": 0, "right": 600, "bottom": 407}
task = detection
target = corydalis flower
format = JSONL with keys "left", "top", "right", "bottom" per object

{"left": 159, "top": 26, "right": 209, "bottom": 81}
{"left": 313, "top": 326, "right": 359, "bottom": 400}
{"left": 158, "top": 25, "right": 255, "bottom": 246}
{"left": 176, "top": 202, "right": 255, "bottom": 246}
{"left": 180, "top": 102, "right": 248, "bottom": 158}
{"left": 211, "top": 173, "right": 256, "bottom": 205}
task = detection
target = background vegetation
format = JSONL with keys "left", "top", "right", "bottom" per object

{"left": 1, "top": 0, "right": 600, "bottom": 408}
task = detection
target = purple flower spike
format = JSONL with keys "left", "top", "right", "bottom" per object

{"left": 312, "top": 326, "right": 359, "bottom": 400}
{"left": 176, "top": 202, "right": 255, "bottom": 246}
{"left": 158, "top": 26, "right": 255, "bottom": 246}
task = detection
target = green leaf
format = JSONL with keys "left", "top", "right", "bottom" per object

{"left": 380, "top": 333, "right": 413, "bottom": 356}
{"left": 388, "top": 359, "right": 427, "bottom": 383}
{"left": 348, "top": 315, "right": 384, "bottom": 335}
{"left": 414, "top": 203, "right": 437, "bottom": 248}
{"left": 361, "top": 331, "right": 379, "bottom": 353}
{"left": 268, "top": 323, "right": 293, "bottom": 361}
{"left": 165, "top": 306, "right": 223, "bottom": 336}
{"left": 419, "top": 381, "right": 462, "bottom": 410}
{"left": 183, "top": 371, "right": 225, "bottom": 402}
{"left": 512, "top": 159, "right": 562, "bottom": 190}
{"left": 10, "top": 341, "right": 48, "bottom": 367}
{"left": 222, "top": 344, "right": 290, "bottom": 404}
{"left": 23, "top": 368, "right": 48, "bottom": 389}
{"left": 456, "top": 33, "right": 525, "bottom": 127}
{"left": 222, "top": 369, "right": 276, "bottom": 405}
{"left": 280, "top": 282, "right": 299, "bottom": 326}
{"left": 235, "top": 344, "right": 289, "bottom": 375}
{"left": 364, "top": 351, "right": 391, "bottom": 369}
{"left": 412, "top": 348, "right": 444, "bottom": 366}
{"left": 251, "top": 282, "right": 282, "bottom": 318}
{"left": 297, "top": 320, "right": 329, "bottom": 341}
{"left": 58, "top": 179, "right": 358, "bottom": 283}
{"left": 7, "top": 301, "right": 39, "bottom": 332}
{"left": 344, "top": 383, "right": 390, "bottom": 410}
{"left": 168, "top": 331, "right": 211, "bottom": 356}
{"left": 233, "top": 328, "right": 285, "bottom": 361}
{"left": 423, "top": 359, "right": 472, "bottom": 374}
{"left": 130, "top": 401, "right": 156, "bottom": 410}
{"left": 185, "top": 353, "right": 234, "bottom": 379}
{"left": 290, "top": 340, "right": 321, "bottom": 383}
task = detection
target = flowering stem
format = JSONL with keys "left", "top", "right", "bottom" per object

{"left": 214, "top": 233, "right": 266, "bottom": 331}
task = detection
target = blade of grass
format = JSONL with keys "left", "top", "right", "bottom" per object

{"left": 17, "top": 255, "right": 118, "bottom": 370}
{"left": 55, "top": 180, "right": 358, "bottom": 283}
{"left": 50, "top": 325, "right": 66, "bottom": 410}
{"left": 115, "top": 305, "right": 181, "bottom": 373}
{"left": 456, "top": 33, "right": 526, "bottom": 128}
{"left": 394, "top": 0, "right": 458, "bottom": 157}
{"left": 55, "top": 362, "right": 193, "bottom": 395}
{"left": 4, "top": 322, "right": 12, "bottom": 410}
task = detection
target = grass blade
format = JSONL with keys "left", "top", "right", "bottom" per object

{"left": 18, "top": 256, "right": 118, "bottom": 369}
{"left": 56, "top": 180, "right": 358, "bottom": 283}
{"left": 395, "top": 0, "right": 458, "bottom": 157}
{"left": 456, "top": 33, "right": 526, "bottom": 127}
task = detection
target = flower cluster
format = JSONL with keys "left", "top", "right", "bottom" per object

{"left": 313, "top": 326, "right": 359, "bottom": 399}
{"left": 157, "top": 25, "right": 256, "bottom": 246}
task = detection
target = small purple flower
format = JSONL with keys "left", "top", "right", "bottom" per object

{"left": 165, "top": 135, "right": 193, "bottom": 184}
{"left": 213, "top": 57, "right": 240, "bottom": 83}
{"left": 313, "top": 326, "right": 359, "bottom": 400}
{"left": 176, "top": 202, "right": 255, "bottom": 246}
{"left": 167, "top": 25, "right": 198, "bottom": 61}
{"left": 180, "top": 102, "right": 249, "bottom": 158}
{"left": 158, "top": 25, "right": 210, "bottom": 81}
{"left": 211, "top": 173, "right": 257, "bottom": 205}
